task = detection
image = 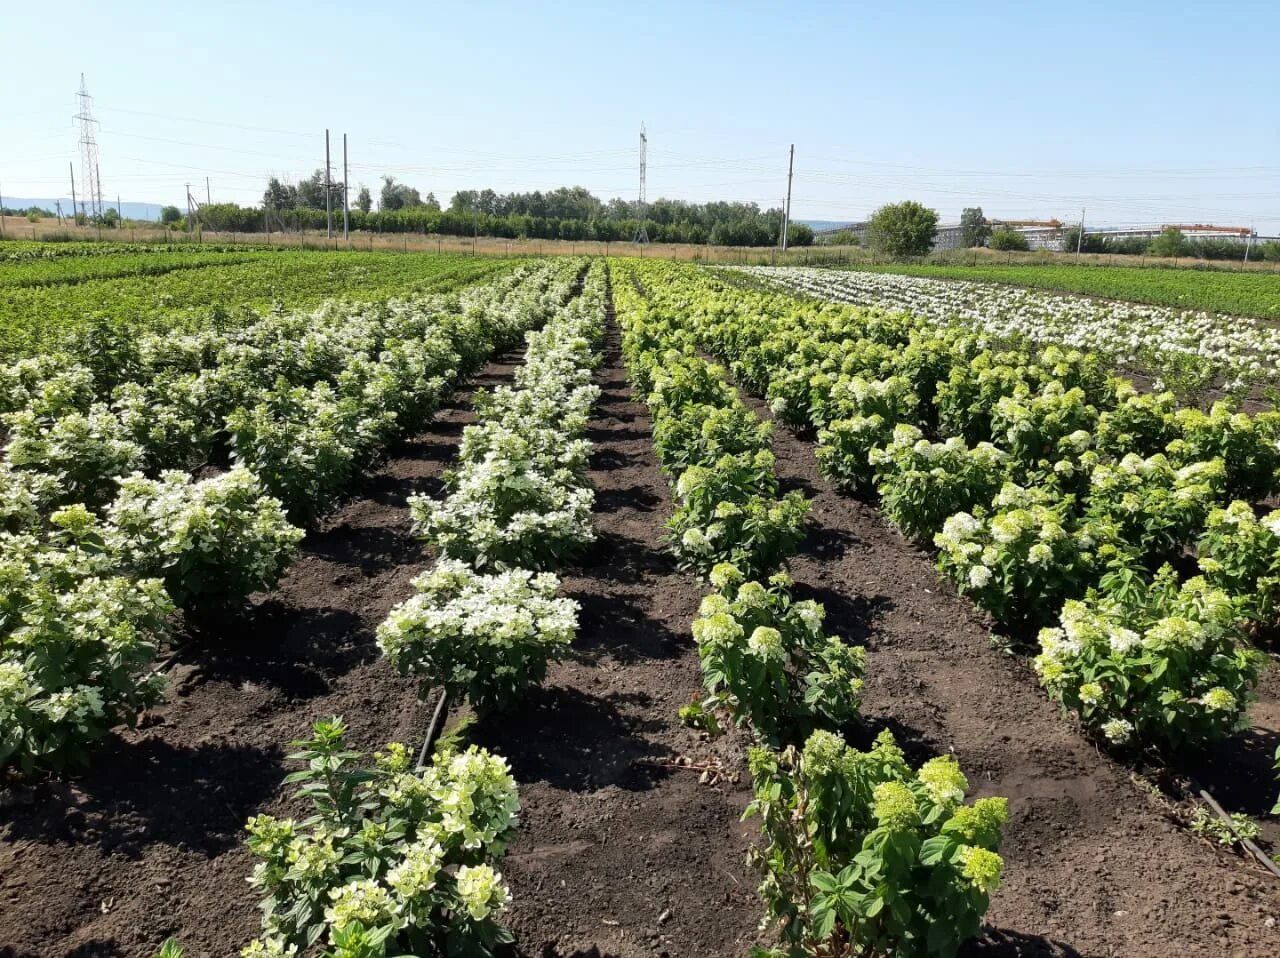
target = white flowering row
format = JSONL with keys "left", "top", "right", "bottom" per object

{"left": 739, "top": 265, "right": 1280, "bottom": 394}
{"left": 632, "top": 260, "right": 1274, "bottom": 754}
{"left": 0, "top": 263, "right": 585, "bottom": 775}
{"left": 381, "top": 261, "right": 607, "bottom": 715}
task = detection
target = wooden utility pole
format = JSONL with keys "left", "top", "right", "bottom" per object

{"left": 782, "top": 143, "right": 795, "bottom": 251}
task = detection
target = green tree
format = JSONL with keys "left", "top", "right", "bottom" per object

{"left": 960, "top": 207, "right": 990, "bottom": 248}
{"left": 262, "top": 177, "right": 297, "bottom": 210}
{"left": 1149, "top": 227, "right": 1189, "bottom": 258}
{"left": 423, "top": 191, "right": 441, "bottom": 212}
{"left": 355, "top": 185, "right": 372, "bottom": 214}
{"left": 787, "top": 223, "right": 815, "bottom": 247}
{"left": 160, "top": 205, "right": 182, "bottom": 226}
{"left": 294, "top": 170, "right": 329, "bottom": 210}
{"left": 868, "top": 200, "right": 939, "bottom": 257}
{"left": 379, "top": 175, "right": 422, "bottom": 211}
{"left": 988, "top": 227, "right": 1030, "bottom": 252}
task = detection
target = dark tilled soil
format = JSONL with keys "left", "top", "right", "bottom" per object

{"left": 0, "top": 357, "right": 518, "bottom": 958}
{"left": 728, "top": 387, "right": 1280, "bottom": 958}
{"left": 466, "top": 314, "right": 761, "bottom": 957}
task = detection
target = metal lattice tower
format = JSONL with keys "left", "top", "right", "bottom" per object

{"left": 73, "top": 74, "right": 102, "bottom": 218}
{"left": 632, "top": 123, "right": 649, "bottom": 244}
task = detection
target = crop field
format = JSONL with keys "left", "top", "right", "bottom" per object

{"left": 846, "top": 260, "right": 1280, "bottom": 321}
{"left": 0, "top": 245, "right": 1277, "bottom": 958}
{"left": 0, "top": 247, "right": 513, "bottom": 357}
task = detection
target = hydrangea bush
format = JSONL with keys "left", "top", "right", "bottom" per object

{"left": 747, "top": 729, "right": 1007, "bottom": 958}
{"left": 377, "top": 560, "right": 577, "bottom": 712}
{"left": 1034, "top": 566, "right": 1266, "bottom": 750}
{"left": 1198, "top": 502, "right": 1280, "bottom": 626}
{"left": 692, "top": 563, "right": 864, "bottom": 743}
{"left": 242, "top": 718, "right": 519, "bottom": 958}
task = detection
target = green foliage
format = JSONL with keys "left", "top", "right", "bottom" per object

{"left": 242, "top": 718, "right": 519, "bottom": 958}
{"left": 867, "top": 201, "right": 939, "bottom": 258}
{"left": 747, "top": 729, "right": 1007, "bottom": 958}
{"left": 959, "top": 207, "right": 989, "bottom": 249}
{"left": 1197, "top": 502, "right": 1280, "bottom": 625}
{"left": 160, "top": 205, "right": 182, "bottom": 225}
{"left": 378, "top": 560, "right": 577, "bottom": 713}
{"left": 988, "top": 228, "right": 1029, "bottom": 252}
{"left": 692, "top": 564, "right": 864, "bottom": 743}
{"left": 1034, "top": 566, "right": 1266, "bottom": 751}
{"left": 1148, "top": 228, "right": 1190, "bottom": 258}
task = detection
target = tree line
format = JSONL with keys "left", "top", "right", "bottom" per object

{"left": 171, "top": 173, "right": 815, "bottom": 247}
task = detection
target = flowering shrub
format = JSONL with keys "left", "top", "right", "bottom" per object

{"left": 1169, "top": 401, "right": 1280, "bottom": 502}
{"left": 5, "top": 404, "right": 144, "bottom": 508}
{"left": 1093, "top": 384, "right": 1178, "bottom": 459}
{"left": 1083, "top": 454, "right": 1225, "bottom": 563}
{"left": 412, "top": 442, "right": 596, "bottom": 571}
{"left": 666, "top": 453, "right": 809, "bottom": 580}
{"left": 989, "top": 383, "right": 1098, "bottom": 472}
{"left": 0, "top": 513, "right": 172, "bottom": 773}
{"left": 934, "top": 485, "right": 1123, "bottom": 630}
{"left": 105, "top": 468, "right": 303, "bottom": 607}
{"left": 814, "top": 375, "right": 920, "bottom": 494}
{"left": 377, "top": 560, "right": 577, "bottom": 712}
{"left": 652, "top": 401, "right": 773, "bottom": 477}
{"left": 870, "top": 425, "right": 1009, "bottom": 544}
{"left": 1198, "top": 502, "right": 1280, "bottom": 625}
{"left": 243, "top": 718, "right": 518, "bottom": 958}
{"left": 691, "top": 564, "right": 864, "bottom": 742}
{"left": 1033, "top": 566, "right": 1265, "bottom": 750}
{"left": 747, "top": 729, "right": 1007, "bottom": 958}
{"left": 111, "top": 376, "right": 217, "bottom": 472}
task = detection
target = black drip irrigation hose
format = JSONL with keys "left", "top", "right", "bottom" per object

{"left": 1194, "top": 782, "right": 1280, "bottom": 880}
{"left": 415, "top": 689, "right": 452, "bottom": 771}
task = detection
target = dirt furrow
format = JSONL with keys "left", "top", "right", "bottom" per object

{"left": 0, "top": 357, "right": 521, "bottom": 958}
{"left": 726, "top": 386, "right": 1280, "bottom": 957}
{"left": 466, "top": 313, "right": 762, "bottom": 958}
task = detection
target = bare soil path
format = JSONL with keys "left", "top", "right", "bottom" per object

{"left": 727, "top": 385, "right": 1280, "bottom": 958}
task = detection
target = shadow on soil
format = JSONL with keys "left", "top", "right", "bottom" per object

{"left": 962, "top": 927, "right": 1082, "bottom": 957}
{"left": 2, "top": 737, "right": 282, "bottom": 858}
{"left": 468, "top": 685, "right": 674, "bottom": 793}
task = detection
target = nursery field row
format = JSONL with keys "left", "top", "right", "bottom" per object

{"left": 742, "top": 264, "right": 1280, "bottom": 398}
{"left": 0, "top": 259, "right": 584, "bottom": 774}
{"left": 0, "top": 251, "right": 514, "bottom": 358}
{"left": 845, "top": 260, "right": 1280, "bottom": 321}
{"left": 0, "top": 250, "right": 271, "bottom": 288}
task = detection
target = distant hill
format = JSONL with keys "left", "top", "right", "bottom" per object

{"left": 2, "top": 196, "right": 169, "bottom": 221}
{"left": 797, "top": 219, "right": 859, "bottom": 233}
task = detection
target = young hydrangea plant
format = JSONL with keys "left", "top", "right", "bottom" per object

{"left": 377, "top": 559, "right": 577, "bottom": 712}
{"left": 105, "top": 467, "right": 303, "bottom": 608}
{"left": 242, "top": 718, "right": 519, "bottom": 958}
{"left": 1198, "top": 501, "right": 1280, "bottom": 627}
{"left": 747, "top": 728, "right": 1007, "bottom": 958}
{"left": 1033, "top": 566, "right": 1266, "bottom": 751}
{"left": 691, "top": 563, "right": 864, "bottom": 743}
{"left": 0, "top": 509, "right": 173, "bottom": 774}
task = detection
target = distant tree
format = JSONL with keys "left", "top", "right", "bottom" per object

{"left": 380, "top": 176, "right": 422, "bottom": 211}
{"left": 160, "top": 205, "right": 182, "bottom": 226}
{"left": 787, "top": 223, "right": 815, "bottom": 247}
{"left": 423, "top": 191, "right": 441, "bottom": 212}
{"left": 868, "top": 201, "right": 939, "bottom": 257}
{"left": 294, "top": 170, "right": 329, "bottom": 210}
{"left": 988, "top": 227, "right": 1030, "bottom": 252}
{"left": 99, "top": 207, "right": 121, "bottom": 228}
{"left": 960, "top": 207, "right": 990, "bottom": 248}
{"left": 262, "top": 177, "right": 298, "bottom": 210}
{"left": 1149, "top": 227, "right": 1189, "bottom": 258}
{"left": 354, "top": 185, "right": 372, "bottom": 214}
{"left": 1261, "top": 240, "right": 1280, "bottom": 263}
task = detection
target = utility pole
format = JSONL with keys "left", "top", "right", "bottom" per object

{"left": 117, "top": 194, "right": 122, "bottom": 221}
{"left": 0, "top": 184, "right": 5, "bottom": 239}
{"left": 206, "top": 177, "right": 211, "bottom": 205}
{"left": 632, "top": 123, "right": 649, "bottom": 244}
{"left": 1243, "top": 225, "right": 1254, "bottom": 265}
{"left": 55, "top": 200, "right": 64, "bottom": 225}
{"left": 324, "top": 128, "right": 333, "bottom": 239}
{"left": 1075, "top": 207, "right": 1085, "bottom": 258}
{"left": 342, "top": 132, "right": 350, "bottom": 240}
{"left": 782, "top": 143, "right": 795, "bottom": 251}
{"left": 186, "top": 182, "right": 193, "bottom": 228}
{"left": 70, "top": 162, "right": 78, "bottom": 221}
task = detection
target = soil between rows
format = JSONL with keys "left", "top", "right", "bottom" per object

{"left": 726, "top": 384, "right": 1280, "bottom": 957}
{"left": 0, "top": 355, "right": 519, "bottom": 957}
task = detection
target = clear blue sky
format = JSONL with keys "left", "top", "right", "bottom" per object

{"left": 4, "top": 0, "right": 1279, "bottom": 232}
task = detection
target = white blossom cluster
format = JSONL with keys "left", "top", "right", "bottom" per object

{"left": 0, "top": 261, "right": 587, "bottom": 774}
{"left": 739, "top": 265, "right": 1280, "bottom": 392}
